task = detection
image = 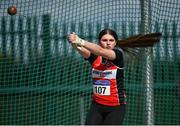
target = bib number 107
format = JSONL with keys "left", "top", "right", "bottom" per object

{"left": 93, "top": 85, "right": 110, "bottom": 95}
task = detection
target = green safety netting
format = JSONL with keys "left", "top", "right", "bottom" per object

{"left": 0, "top": 0, "right": 179, "bottom": 125}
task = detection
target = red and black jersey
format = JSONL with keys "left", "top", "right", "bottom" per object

{"left": 86, "top": 48, "right": 126, "bottom": 106}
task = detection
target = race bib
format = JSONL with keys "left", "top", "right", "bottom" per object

{"left": 93, "top": 80, "right": 110, "bottom": 95}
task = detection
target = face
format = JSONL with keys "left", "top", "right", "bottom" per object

{"left": 99, "top": 34, "right": 116, "bottom": 49}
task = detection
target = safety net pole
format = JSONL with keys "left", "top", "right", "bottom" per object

{"left": 141, "top": 0, "right": 154, "bottom": 125}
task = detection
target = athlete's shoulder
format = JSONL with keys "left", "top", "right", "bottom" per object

{"left": 114, "top": 47, "right": 124, "bottom": 53}
{"left": 85, "top": 53, "right": 98, "bottom": 65}
{"left": 113, "top": 47, "right": 124, "bottom": 58}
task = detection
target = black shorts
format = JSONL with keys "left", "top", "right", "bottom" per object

{"left": 85, "top": 101, "right": 126, "bottom": 125}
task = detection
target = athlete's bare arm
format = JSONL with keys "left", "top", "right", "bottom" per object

{"left": 68, "top": 33, "right": 116, "bottom": 60}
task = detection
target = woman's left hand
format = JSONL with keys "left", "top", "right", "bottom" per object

{"left": 67, "top": 32, "right": 77, "bottom": 44}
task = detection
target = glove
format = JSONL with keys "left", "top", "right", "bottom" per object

{"left": 70, "top": 32, "right": 85, "bottom": 47}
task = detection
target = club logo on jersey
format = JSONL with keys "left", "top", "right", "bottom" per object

{"left": 105, "top": 62, "right": 112, "bottom": 68}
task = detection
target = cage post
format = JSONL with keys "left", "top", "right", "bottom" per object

{"left": 141, "top": 0, "right": 154, "bottom": 125}
{"left": 79, "top": 97, "right": 85, "bottom": 125}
